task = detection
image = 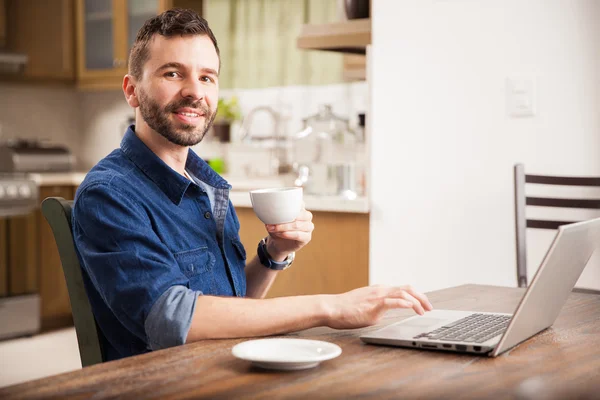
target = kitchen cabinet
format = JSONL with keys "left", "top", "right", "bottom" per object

{"left": 4, "top": 0, "right": 76, "bottom": 82}
{"left": 0, "top": 0, "right": 6, "bottom": 47}
{"left": 0, "top": 218, "right": 7, "bottom": 297}
{"left": 37, "top": 185, "right": 75, "bottom": 330}
{"left": 235, "top": 208, "right": 369, "bottom": 297}
{"left": 1, "top": 0, "right": 202, "bottom": 88}
{"left": 76, "top": 0, "right": 204, "bottom": 89}
{"left": 76, "top": 0, "right": 150, "bottom": 88}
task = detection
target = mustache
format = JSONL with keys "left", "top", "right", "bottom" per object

{"left": 165, "top": 99, "right": 210, "bottom": 115}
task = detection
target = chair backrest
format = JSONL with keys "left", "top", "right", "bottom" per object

{"left": 514, "top": 164, "right": 600, "bottom": 288}
{"left": 41, "top": 197, "right": 104, "bottom": 367}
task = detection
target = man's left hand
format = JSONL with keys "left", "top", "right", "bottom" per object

{"left": 265, "top": 206, "right": 314, "bottom": 261}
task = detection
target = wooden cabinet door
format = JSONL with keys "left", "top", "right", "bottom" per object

{"left": 38, "top": 185, "right": 75, "bottom": 330}
{"left": 76, "top": 0, "right": 125, "bottom": 84}
{"left": 75, "top": 0, "right": 202, "bottom": 89}
{"left": 236, "top": 208, "right": 369, "bottom": 297}
{"left": 126, "top": 0, "right": 161, "bottom": 57}
{"left": 4, "top": 0, "right": 75, "bottom": 81}
{"left": 75, "top": 0, "right": 162, "bottom": 88}
{"left": 0, "top": 0, "right": 6, "bottom": 48}
{"left": 0, "top": 217, "right": 7, "bottom": 297}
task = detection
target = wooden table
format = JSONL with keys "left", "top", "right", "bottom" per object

{"left": 2, "top": 284, "right": 599, "bottom": 400}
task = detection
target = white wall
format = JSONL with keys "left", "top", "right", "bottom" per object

{"left": 370, "top": 0, "right": 600, "bottom": 292}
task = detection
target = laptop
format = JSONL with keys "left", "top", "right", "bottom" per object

{"left": 360, "top": 217, "right": 600, "bottom": 357}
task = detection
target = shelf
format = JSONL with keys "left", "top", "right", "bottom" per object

{"left": 85, "top": 11, "right": 113, "bottom": 22}
{"left": 297, "top": 18, "right": 371, "bottom": 55}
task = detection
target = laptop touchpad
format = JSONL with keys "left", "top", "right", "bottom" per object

{"left": 373, "top": 317, "right": 447, "bottom": 338}
{"left": 404, "top": 317, "right": 445, "bottom": 328}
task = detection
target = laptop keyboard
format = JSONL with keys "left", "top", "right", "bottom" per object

{"left": 413, "top": 313, "right": 511, "bottom": 344}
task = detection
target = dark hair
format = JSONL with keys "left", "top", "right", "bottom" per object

{"left": 128, "top": 8, "right": 220, "bottom": 79}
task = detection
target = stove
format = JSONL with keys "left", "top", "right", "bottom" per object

{"left": 0, "top": 173, "right": 39, "bottom": 217}
{"left": 0, "top": 139, "right": 75, "bottom": 173}
{"left": 0, "top": 173, "right": 40, "bottom": 340}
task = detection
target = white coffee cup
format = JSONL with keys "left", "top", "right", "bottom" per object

{"left": 249, "top": 187, "right": 303, "bottom": 225}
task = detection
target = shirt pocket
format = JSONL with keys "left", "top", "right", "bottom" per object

{"left": 230, "top": 237, "right": 247, "bottom": 261}
{"left": 173, "top": 247, "right": 216, "bottom": 293}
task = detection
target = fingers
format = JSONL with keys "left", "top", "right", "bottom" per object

{"left": 383, "top": 298, "right": 414, "bottom": 309}
{"left": 268, "top": 219, "right": 314, "bottom": 232}
{"left": 382, "top": 294, "right": 424, "bottom": 315}
{"left": 402, "top": 286, "right": 434, "bottom": 311}
{"left": 388, "top": 286, "right": 433, "bottom": 312}
{"left": 300, "top": 209, "right": 312, "bottom": 221}
{"left": 400, "top": 291, "right": 426, "bottom": 315}
{"left": 377, "top": 285, "right": 433, "bottom": 316}
{"left": 269, "top": 230, "right": 312, "bottom": 243}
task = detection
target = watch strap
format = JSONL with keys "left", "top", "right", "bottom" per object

{"left": 257, "top": 237, "right": 294, "bottom": 270}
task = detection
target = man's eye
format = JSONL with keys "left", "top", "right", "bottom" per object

{"left": 201, "top": 76, "right": 213, "bottom": 83}
{"left": 165, "top": 71, "right": 179, "bottom": 78}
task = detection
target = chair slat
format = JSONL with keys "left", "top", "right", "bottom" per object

{"left": 526, "top": 219, "right": 575, "bottom": 230}
{"left": 525, "top": 174, "right": 600, "bottom": 187}
{"left": 526, "top": 197, "right": 600, "bottom": 209}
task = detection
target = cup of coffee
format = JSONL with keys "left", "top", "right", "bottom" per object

{"left": 249, "top": 187, "right": 303, "bottom": 225}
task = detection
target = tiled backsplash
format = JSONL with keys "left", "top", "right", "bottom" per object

{"left": 0, "top": 81, "right": 368, "bottom": 171}
{"left": 0, "top": 83, "right": 81, "bottom": 161}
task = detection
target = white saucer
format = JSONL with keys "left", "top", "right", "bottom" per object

{"left": 232, "top": 338, "right": 342, "bottom": 371}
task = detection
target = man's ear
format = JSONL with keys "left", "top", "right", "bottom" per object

{"left": 123, "top": 75, "right": 140, "bottom": 108}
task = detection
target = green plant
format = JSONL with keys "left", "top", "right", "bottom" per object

{"left": 215, "top": 96, "right": 242, "bottom": 124}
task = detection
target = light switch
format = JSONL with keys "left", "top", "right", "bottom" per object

{"left": 506, "top": 77, "right": 536, "bottom": 117}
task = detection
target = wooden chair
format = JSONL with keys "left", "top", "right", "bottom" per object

{"left": 514, "top": 164, "right": 600, "bottom": 290}
{"left": 41, "top": 197, "right": 104, "bottom": 367}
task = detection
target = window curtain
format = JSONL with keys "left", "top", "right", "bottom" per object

{"left": 204, "top": 0, "right": 344, "bottom": 89}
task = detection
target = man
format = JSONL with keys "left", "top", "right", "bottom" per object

{"left": 73, "top": 8, "right": 433, "bottom": 361}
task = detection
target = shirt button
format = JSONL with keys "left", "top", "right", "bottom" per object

{"left": 204, "top": 211, "right": 212, "bottom": 219}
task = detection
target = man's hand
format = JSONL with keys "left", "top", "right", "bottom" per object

{"left": 324, "top": 285, "right": 434, "bottom": 329}
{"left": 264, "top": 205, "right": 314, "bottom": 260}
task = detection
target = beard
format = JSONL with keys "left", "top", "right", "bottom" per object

{"left": 137, "top": 88, "right": 216, "bottom": 147}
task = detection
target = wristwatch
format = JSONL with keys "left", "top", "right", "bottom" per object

{"left": 257, "top": 237, "right": 295, "bottom": 271}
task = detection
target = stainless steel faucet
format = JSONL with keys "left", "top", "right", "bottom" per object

{"left": 238, "top": 106, "right": 292, "bottom": 174}
{"left": 239, "top": 106, "right": 280, "bottom": 142}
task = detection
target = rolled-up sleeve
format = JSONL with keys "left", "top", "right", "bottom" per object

{"left": 73, "top": 183, "right": 198, "bottom": 350}
{"left": 145, "top": 285, "right": 200, "bottom": 350}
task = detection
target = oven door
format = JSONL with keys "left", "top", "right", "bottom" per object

{"left": 0, "top": 210, "right": 41, "bottom": 340}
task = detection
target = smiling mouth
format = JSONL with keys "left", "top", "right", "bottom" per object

{"left": 174, "top": 111, "right": 203, "bottom": 118}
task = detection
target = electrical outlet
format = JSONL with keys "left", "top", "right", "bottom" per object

{"left": 506, "top": 77, "right": 536, "bottom": 118}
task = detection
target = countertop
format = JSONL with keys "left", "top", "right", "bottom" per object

{"left": 28, "top": 172, "right": 369, "bottom": 214}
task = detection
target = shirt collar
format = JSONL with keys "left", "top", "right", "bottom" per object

{"left": 120, "top": 125, "right": 231, "bottom": 205}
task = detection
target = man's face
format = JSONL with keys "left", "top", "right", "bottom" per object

{"left": 136, "top": 34, "right": 219, "bottom": 146}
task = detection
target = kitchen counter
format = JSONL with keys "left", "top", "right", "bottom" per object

{"left": 28, "top": 172, "right": 88, "bottom": 187}
{"left": 29, "top": 172, "right": 370, "bottom": 214}
{"left": 229, "top": 191, "right": 368, "bottom": 213}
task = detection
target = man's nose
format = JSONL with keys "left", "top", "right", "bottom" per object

{"left": 180, "top": 77, "right": 206, "bottom": 101}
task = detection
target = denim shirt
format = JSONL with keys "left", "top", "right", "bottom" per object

{"left": 72, "top": 126, "right": 247, "bottom": 361}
